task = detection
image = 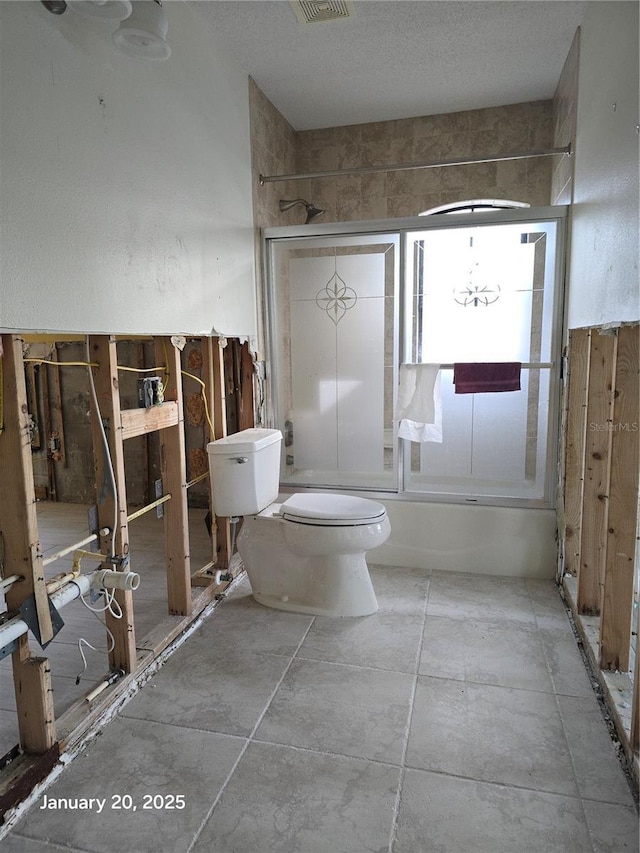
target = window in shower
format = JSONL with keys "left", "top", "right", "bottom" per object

{"left": 264, "top": 207, "right": 565, "bottom": 506}
{"left": 266, "top": 233, "right": 399, "bottom": 491}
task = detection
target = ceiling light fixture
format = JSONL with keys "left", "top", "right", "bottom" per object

{"left": 40, "top": 1, "right": 68, "bottom": 14}
{"left": 67, "top": 1, "right": 133, "bottom": 21}
{"left": 112, "top": 0, "right": 171, "bottom": 61}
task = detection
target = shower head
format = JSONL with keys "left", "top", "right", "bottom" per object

{"left": 279, "top": 198, "right": 325, "bottom": 224}
{"left": 304, "top": 203, "right": 325, "bottom": 223}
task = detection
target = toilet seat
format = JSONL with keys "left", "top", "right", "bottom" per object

{"left": 280, "top": 493, "right": 387, "bottom": 527}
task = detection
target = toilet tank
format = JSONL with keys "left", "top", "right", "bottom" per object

{"left": 207, "top": 428, "right": 282, "bottom": 517}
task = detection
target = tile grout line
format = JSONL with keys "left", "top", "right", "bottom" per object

{"left": 185, "top": 615, "right": 317, "bottom": 853}
{"left": 8, "top": 832, "right": 94, "bottom": 853}
{"left": 387, "top": 578, "right": 432, "bottom": 853}
{"left": 247, "top": 735, "right": 403, "bottom": 769}
{"left": 399, "top": 762, "right": 598, "bottom": 801}
{"left": 528, "top": 582, "right": 599, "bottom": 853}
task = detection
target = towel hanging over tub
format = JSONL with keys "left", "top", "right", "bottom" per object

{"left": 453, "top": 362, "right": 522, "bottom": 394}
{"left": 396, "top": 364, "right": 442, "bottom": 443}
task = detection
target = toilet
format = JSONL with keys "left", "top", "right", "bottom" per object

{"left": 207, "top": 428, "right": 390, "bottom": 617}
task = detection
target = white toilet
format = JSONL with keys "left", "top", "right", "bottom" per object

{"left": 207, "top": 428, "right": 390, "bottom": 617}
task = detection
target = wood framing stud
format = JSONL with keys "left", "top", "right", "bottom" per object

{"left": 154, "top": 337, "right": 191, "bottom": 616}
{"left": 599, "top": 325, "right": 639, "bottom": 671}
{"left": 239, "top": 341, "right": 256, "bottom": 431}
{"left": 88, "top": 336, "right": 137, "bottom": 673}
{"left": 563, "top": 328, "right": 590, "bottom": 578}
{"left": 11, "top": 637, "right": 56, "bottom": 753}
{"left": 1, "top": 335, "right": 54, "bottom": 645}
{"left": 209, "top": 337, "right": 231, "bottom": 569}
{"left": 577, "top": 330, "right": 616, "bottom": 616}
{"left": 0, "top": 335, "right": 58, "bottom": 755}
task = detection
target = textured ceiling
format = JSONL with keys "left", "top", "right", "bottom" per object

{"left": 189, "top": 0, "right": 586, "bottom": 130}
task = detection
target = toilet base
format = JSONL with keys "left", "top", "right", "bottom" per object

{"left": 252, "top": 589, "right": 377, "bottom": 618}
{"left": 237, "top": 513, "right": 379, "bottom": 618}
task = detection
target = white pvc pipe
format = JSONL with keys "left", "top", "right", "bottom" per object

{"left": 0, "top": 574, "right": 92, "bottom": 649}
{"left": 0, "top": 568, "right": 140, "bottom": 649}
{"left": 93, "top": 569, "right": 140, "bottom": 591}
{"left": 0, "top": 575, "right": 23, "bottom": 593}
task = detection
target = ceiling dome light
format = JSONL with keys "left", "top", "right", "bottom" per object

{"left": 67, "top": 0, "right": 133, "bottom": 20}
{"left": 112, "top": 0, "right": 171, "bottom": 60}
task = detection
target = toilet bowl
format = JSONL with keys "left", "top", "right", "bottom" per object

{"left": 207, "top": 429, "right": 390, "bottom": 617}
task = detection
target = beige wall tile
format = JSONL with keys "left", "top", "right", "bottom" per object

{"left": 250, "top": 82, "right": 555, "bottom": 229}
{"left": 551, "top": 30, "right": 579, "bottom": 204}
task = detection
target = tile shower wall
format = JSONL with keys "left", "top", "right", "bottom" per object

{"left": 249, "top": 78, "right": 309, "bottom": 230}
{"left": 551, "top": 29, "right": 580, "bottom": 205}
{"left": 298, "top": 102, "right": 554, "bottom": 222}
{"left": 250, "top": 82, "right": 554, "bottom": 228}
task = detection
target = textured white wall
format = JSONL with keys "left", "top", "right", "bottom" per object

{"left": 567, "top": 2, "right": 639, "bottom": 328}
{"left": 0, "top": 2, "right": 256, "bottom": 337}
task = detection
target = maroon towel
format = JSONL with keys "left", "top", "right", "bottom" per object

{"left": 453, "top": 362, "right": 522, "bottom": 394}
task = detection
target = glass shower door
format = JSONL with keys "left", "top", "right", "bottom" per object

{"left": 266, "top": 233, "right": 399, "bottom": 491}
{"left": 402, "top": 218, "right": 562, "bottom": 503}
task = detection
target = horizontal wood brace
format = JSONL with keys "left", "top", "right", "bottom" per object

{"left": 120, "top": 402, "right": 179, "bottom": 440}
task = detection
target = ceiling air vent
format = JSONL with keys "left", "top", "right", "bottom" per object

{"left": 290, "top": 0, "right": 355, "bottom": 25}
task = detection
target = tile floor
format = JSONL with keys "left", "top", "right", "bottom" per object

{"left": 2, "top": 529, "right": 638, "bottom": 852}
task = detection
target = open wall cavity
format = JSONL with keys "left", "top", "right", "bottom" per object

{"left": 0, "top": 333, "right": 256, "bottom": 820}
{"left": 561, "top": 323, "right": 639, "bottom": 781}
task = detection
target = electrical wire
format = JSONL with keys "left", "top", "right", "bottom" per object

{"left": 80, "top": 586, "right": 123, "bottom": 618}
{"left": 116, "top": 365, "right": 167, "bottom": 374}
{"left": 181, "top": 370, "right": 215, "bottom": 438}
{"left": 23, "top": 358, "right": 99, "bottom": 367}
{"left": 75, "top": 590, "right": 120, "bottom": 684}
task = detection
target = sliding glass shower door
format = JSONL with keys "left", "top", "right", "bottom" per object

{"left": 402, "top": 220, "right": 561, "bottom": 502}
{"left": 264, "top": 207, "right": 565, "bottom": 507}
{"left": 266, "top": 233, "right": 399, "bottom": 490}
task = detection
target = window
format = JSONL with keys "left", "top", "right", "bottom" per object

{"left": 419, "top": 198, "right": 530, "bottom": 216}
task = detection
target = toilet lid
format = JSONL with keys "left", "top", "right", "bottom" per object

{"left": 280, "top": 493, "right": 387, "bottom": 527}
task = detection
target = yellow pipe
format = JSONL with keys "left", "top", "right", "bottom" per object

{"left": 127, "top": 494, "right": 171, "bottom": 523}
{"left": 186, "top": 472, "right": 209, "bottom": 489}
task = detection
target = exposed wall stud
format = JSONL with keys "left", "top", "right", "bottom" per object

{"left": 207, "top": 338, "right": 231, "bottom": 569}
{"left": 563, "top": 328, "right": 590, "bottom": 577}
{"left": 577, "top": 330, "right": 617, "bottom": 615}
{"left": 88, "top": 335, "right": 137, "bottom": 673}
{"left": 599, "top": 324, "right": 639, "bottom": 671}
{"left": 154, "top": 337, "right": 191, "bottom": 616}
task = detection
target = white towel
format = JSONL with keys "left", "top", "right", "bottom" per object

{"left": 396, "top": 364, "right": 442, "bottom": 443}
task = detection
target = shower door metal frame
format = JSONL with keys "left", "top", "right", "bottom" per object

{"left": 262, "top": 204, "right": 567, "bottom": 509}
{"left": 262, "top": 229, "right": 401, "bottom": 491}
